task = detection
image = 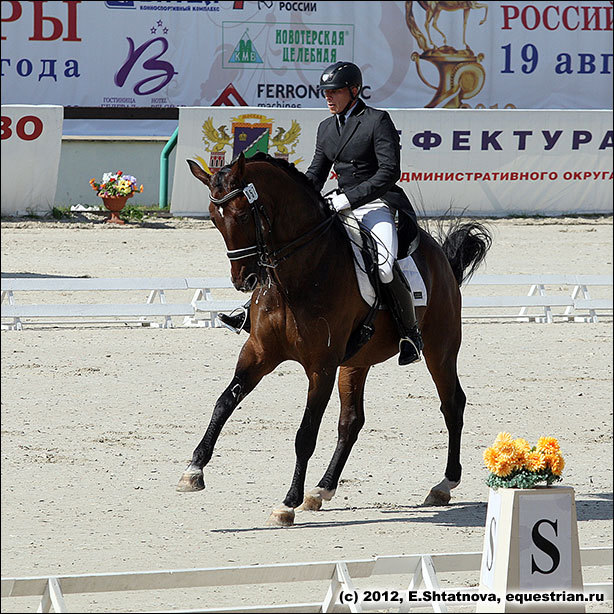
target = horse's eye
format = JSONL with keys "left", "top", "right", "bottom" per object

{"left": 236, "top": 211, "right": 250, "bottom": 224}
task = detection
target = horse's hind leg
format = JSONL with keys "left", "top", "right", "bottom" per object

{"left": 177, "top": 339, "right": 278, "bottom": 492}
{"left": 423, "top": 350, "right": 466, "bottom": 506}
{"left": 299, "top": 366, "right": 369, "bottom": 512}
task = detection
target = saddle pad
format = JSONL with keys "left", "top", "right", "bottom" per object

{"left": 341, "top": 210, "right": 428, "bottom": 309}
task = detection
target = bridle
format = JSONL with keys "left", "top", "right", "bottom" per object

{"left": 209, "top": 182, "right": 334, "bottom": 270}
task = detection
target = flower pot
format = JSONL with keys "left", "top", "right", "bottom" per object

{"left": 101, "top": 194, "right": 132, "bottom": 224}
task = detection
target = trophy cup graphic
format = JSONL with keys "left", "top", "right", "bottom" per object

{"left": 406, "top": 1, "right": 488, "bottom": 108}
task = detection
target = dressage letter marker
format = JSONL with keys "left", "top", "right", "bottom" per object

{"left": 479, "top": 486, "right": 584, "bottom": 612}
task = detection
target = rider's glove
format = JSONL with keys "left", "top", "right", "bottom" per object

{"left": 325, "top": 191, "right": 351, "bottom": 212}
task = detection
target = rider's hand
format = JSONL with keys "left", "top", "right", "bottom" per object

{"left": 325, "top": 191, "right": 351, "bottom": 212}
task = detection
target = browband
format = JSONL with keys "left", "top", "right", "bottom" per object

{"left": 209, "top": 183, "right": 259, "bottom": 205}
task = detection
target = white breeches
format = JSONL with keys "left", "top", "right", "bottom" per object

{"left": 352, "top": 199, "right": 397, "bottom": 283}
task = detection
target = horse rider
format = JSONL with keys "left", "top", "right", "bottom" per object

{"left": 219, "top": 61, "right": 424, "bottom": 365}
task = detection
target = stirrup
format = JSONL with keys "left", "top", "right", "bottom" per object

{"left": 398, "top": 337, "right": 422, "bottom": 365}
{"left": 218, "top": 308, "right": 248, "bottom": 334}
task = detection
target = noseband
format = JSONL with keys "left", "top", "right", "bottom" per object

{"left": 209, "top": 182, "right": 334, "bottom": 270}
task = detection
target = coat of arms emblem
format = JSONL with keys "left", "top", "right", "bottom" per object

{"left": 197, "top": 114, "right": 302, "bottom": 172}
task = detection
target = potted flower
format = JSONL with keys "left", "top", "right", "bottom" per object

{"left": 89, "top": 171, "right": 144, "bottom": 224}
{"left": 483, "top": 431, "right": 564, "bottom": 489}
{"left": 479, "top": 433, "right": 582, "bottom": 604}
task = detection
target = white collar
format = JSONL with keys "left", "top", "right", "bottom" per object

{"left": 337, "top": 100, "right": 359, "bottom": 124}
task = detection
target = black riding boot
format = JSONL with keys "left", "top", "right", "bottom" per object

{"left": 218, "top": 300, "right": 251, "bottom": 334}
{"left": 381, "top": 265, "right": 423, "bottom": 365}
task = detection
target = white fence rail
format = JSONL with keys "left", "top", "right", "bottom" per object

{"left": 1, "top": 274, "right": 611, "bottom": 330}
{"left": 1, "top": 547, "right": 611, "bottom": 613}
{"left": 0, "top": 277, "right": 244, "bottom": 330}
{"left": 464, "top": 274, "right": 613, "bottom": 323}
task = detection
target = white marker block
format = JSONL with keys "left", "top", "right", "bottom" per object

{"left": 479, "top": 486, "right": 584, "bottom": 612}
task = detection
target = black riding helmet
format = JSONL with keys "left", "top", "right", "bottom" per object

{"left": 318, "top": 61, "right": 363, "bottom": 92}
{"left": 318, "top": 62, "right": 363, "bottom": 116}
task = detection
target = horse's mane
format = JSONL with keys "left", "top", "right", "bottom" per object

{"left": 245, "top": 152, "right": 331, "bottom": 217}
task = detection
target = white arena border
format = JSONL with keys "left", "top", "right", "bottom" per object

{"left": 2, "top": 274, "right": 612, "bottom": 330}
{"left": 1, "top": 547, "right": 612, "bottom": 613}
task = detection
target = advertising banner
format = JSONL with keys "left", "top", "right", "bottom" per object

{"left": 1, "top": 105, "right": 63, "bottom": 216}
{"left": 1, "top": 1, "right": 612, "bottom": 135}
{"left": 171, "top": 107, "right": 613, "bottom": 217}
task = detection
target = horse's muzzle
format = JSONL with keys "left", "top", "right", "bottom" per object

{"left": 234, "top": 272, "right": 259, "bottom": 292}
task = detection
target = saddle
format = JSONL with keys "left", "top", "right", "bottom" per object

{"left": 339, "top": 211, "right": 426, "bottom": 361}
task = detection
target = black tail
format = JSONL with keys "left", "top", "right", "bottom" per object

{"left": 438, "top": 220, "right": 492, "bottom": 286}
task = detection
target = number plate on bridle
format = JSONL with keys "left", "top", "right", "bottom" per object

{"left": 243, "top": 183, "right": 258, "bottom": 204}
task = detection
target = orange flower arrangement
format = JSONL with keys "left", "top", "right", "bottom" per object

{"left": 484, "top": 432, "right": 564, "bottom": 489}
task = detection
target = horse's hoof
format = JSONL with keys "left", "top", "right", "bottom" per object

{"left": 423, "top": 488, "right": 452, "bottom": 506}
{"left": 297, "top": 494, "right": 323, "bottom": 511}
{"left": 423, "top": 478, "right": 459, "bottom": 505}
{"left": 266, "top": 505, "right": 295, "bottom": 527}
{"left": 176, "top": 468, "right": 205, "bottom": 492}
{"left": 297, "top": 487, "right": 336, "bottom": 511}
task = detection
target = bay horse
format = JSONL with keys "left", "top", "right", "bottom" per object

{"left": 180, "top": 152, "right": 491, "bottom": 527}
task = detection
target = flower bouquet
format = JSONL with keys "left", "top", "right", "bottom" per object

{"left": 89, "top": 171, "right": 144, "bottom": 223}
{"left": 483, "top": 432, "right": 564, "bottom": 489}
{"left": 89, "top": 171, "right": 143, "bottom": 198}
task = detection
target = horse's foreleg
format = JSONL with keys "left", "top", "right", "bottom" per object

{"left": 177, "top": 340, "right": 277, "bottom": 492}
{"left": 299, "top": 366, "right": 369, "bottom": 512}
{"left": 267, "top": 367, "right": 337, "bottom": 526}
{"left": 423, "top": 351, "right": 465, "bottom": 505}
{"left": 176, "top": 373, "right": 246, "bottom": 492}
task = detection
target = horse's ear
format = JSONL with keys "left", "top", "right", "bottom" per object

{"left": 228, "top": 152, "right": 246, "bottom": 182}
{"left": 187, "top": 159, "right": 211, "bottom": 187}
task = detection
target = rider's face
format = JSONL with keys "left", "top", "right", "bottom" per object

{"left": 323, "top": 87, "right": 355, "bottom": 115}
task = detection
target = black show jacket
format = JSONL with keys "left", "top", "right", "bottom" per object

{"left": 305, "top": 99, "right": 417, "bottom": 256}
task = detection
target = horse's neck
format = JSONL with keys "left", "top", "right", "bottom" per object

{"left": 266, "top": 183, "right": 349, "bottom": 291}
{"left": 254, "top": 166, "right": 322, "bottom": 242}
{"left": 274, "top": 197, "right": 323, "bottom": 243}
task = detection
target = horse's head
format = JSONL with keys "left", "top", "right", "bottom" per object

{"left": 187, "top": 153, "right": 265, "bottom": 292}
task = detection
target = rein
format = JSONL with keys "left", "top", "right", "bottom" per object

{"left": 210, "top": 182, "right": 334, "bottom": 269}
